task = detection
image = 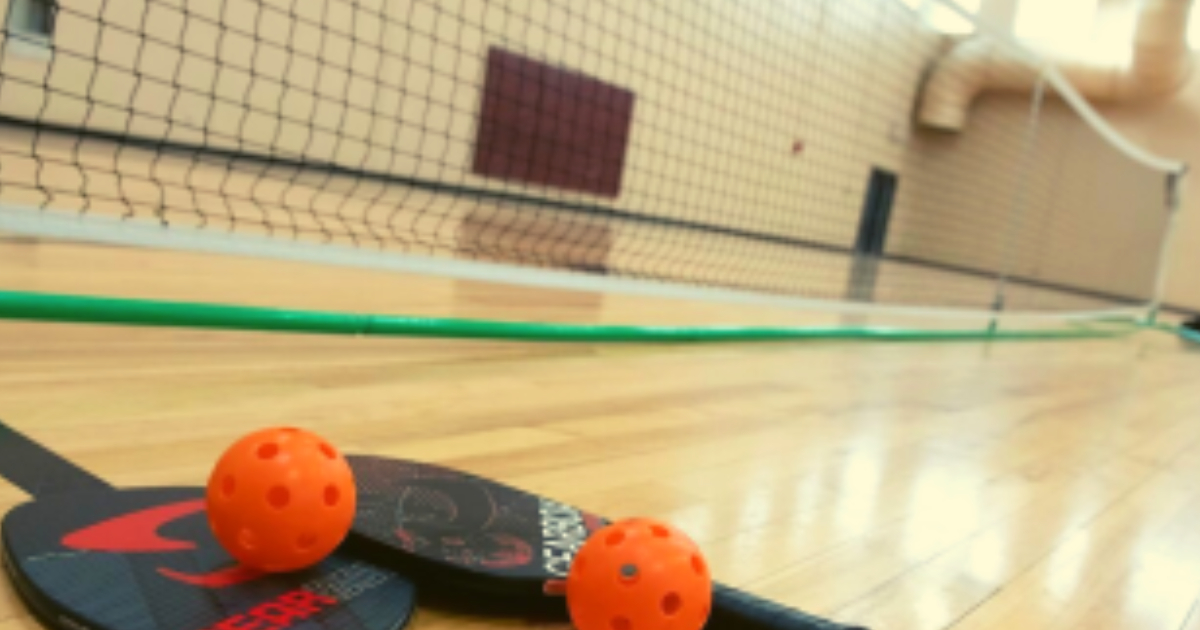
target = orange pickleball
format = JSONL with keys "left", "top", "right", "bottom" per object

{"left": 567, "top": 518, "right": 712, "bottom": 630}
{"left": 206, "top": 427, "right": 356, "bottom": 573}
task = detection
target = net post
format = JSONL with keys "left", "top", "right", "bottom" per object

{"left": 1147, "top": 169, "right": 1188, "bottom": 325}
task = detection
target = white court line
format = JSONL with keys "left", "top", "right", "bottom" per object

{"left": 0, "top": 205, "right": 1148, "bottom": 323}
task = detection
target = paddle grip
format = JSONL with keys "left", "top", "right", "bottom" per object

{"left": 710, "top": 583, "right": 869, "bottom": 630}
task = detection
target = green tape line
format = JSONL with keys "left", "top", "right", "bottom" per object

{"left": 0, "top": 289, "right": 1141, "bottom": 343}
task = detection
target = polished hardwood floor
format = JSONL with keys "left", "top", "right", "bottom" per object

{"left": 1, "top": 239, "right": 1199, "bottom": 630}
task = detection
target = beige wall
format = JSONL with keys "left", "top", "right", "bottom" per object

{"left": 0, "top": 0, "right": 937, "bottom": 242}
{"left": 0, "top": 0, "right": 1188, "bottom": 309}
{"left": 964, "top": 0, "right": 1200, "bottom": 311}
{"left": 0, "top": 0, "right": 948, "bottom": 301}
{"left": 889, "top": 0, "right": 1198, "bottom": 310}
{"left": 890, "top": 91, "right": 1171, "bottom": 305}
{"left": 1094, "top": 61, "right": 1200, "bottom": 310}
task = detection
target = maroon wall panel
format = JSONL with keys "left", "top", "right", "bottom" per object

{"left": 473, "top": 48, "right": 635, "bottom": 198}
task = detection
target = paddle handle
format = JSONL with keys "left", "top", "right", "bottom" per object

{"left": 710, "top": 583, "right": 869, "bottom": 630}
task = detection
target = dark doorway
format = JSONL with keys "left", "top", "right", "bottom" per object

{"left": 845, "top": 168, "right": 899, "bottom": 306}
{"left": 855, "top": 167, "right": 898, "bottom": 256}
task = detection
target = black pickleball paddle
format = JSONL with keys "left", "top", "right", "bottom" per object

{"left": 0, "top": 422, "right": 417, "bottom": 630}
{"left": 347, "top": 455, "right": 867, "bottom": 630}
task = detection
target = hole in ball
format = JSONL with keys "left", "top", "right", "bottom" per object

{"left": 239, "top": 528, "right": 257, "bottom": 550}
{"left": 650, "top": 524, "right": 670, "bottom": 538}
{"left": 319, "top": 443, "right": 337, "bottom": 459}
{"left": 222, "top": 475, "right": 236, "bottom": 497}
{"left": 324, "top": 485, "right": 340, "bottom": 507}
{"left": 268, "top": 486, "right": 290, "bottom": 509}
{"left": 297, "top": 533, "right": 317, "bottom": 550}
{"left": 606, "top": 529, "right": 625, "bottom": 547}
{"left": 619, "top": 564, "right": 639, "bottom": 585}
{"left": 691, "top": 554, "right": 707, "bottom": 576}
{"left": 661, "top": 592, "right": 682, "bottom": 616}
{"left": 257, "top": 443, "right": 279, "bottom": 460}
{"left": 611, "top": 616, "right": 631, "bottom": 630}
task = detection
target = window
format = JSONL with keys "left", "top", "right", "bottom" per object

{"left": 1015, "top": 0, "right": 1097, "bottom": 45}
{"left": 1015, "top": 0, "right": 1135, "bottom": 62}
{"left": 1190, "top": 3, "right": 1200, "bottom": 49}
{"left": 902, "top": 0, "right": 981, "bottom": 36}
{"left": 6, "top": 0, "right": 54, "bottom": 40}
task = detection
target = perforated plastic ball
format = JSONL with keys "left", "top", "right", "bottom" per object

{"left": 566, "top": 518, "right": 712, "bottom": 630}
{"left": 206, "top": 427, "right": 356, "bottom": 573}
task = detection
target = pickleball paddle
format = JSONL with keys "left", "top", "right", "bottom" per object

{"left": 347, "top": 455, "right": 867, "bottom": 630}
{"left": 0, "top": 422, "right": 417, "bottom": 630}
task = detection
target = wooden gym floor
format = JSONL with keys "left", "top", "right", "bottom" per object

{"left": 1, "top": 238, "right": 1199, "bottom": 630}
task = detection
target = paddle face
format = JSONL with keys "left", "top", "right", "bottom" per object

{"left": 2, "top": 487, "right": 416, "bottom": 630}
{"left": 348, "top": 456, "right": 869, "bottom": 630}
{"left": 349, "top": 456, "right": 605, "bottom": 595}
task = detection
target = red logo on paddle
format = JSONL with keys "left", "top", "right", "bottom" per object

{"left": 196, "top": 590, "right": 338, "bottom": 630}
{"left": 61, "top": 499, "right": 264, "bottom": 588}
{"left": 60, "top": 499, "right": 344, "bottom": 629}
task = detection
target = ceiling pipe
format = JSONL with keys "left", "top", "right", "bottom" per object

{"left": 918, "top": 0, "right": 1195, "bottom": 131}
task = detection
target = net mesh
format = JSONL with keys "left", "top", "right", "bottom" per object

{"left": 0, "top": 0, "right": 1179, "bottom": 312}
